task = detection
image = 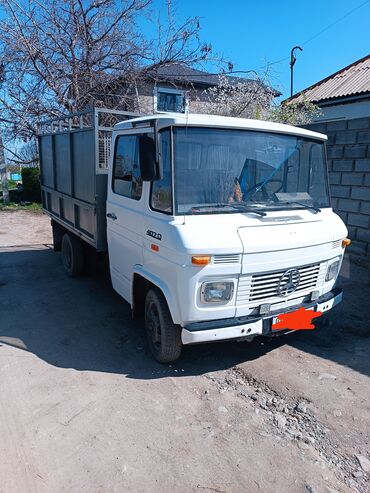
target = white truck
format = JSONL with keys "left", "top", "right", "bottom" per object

{"left": 38, "top": 108, "right": 349, "bottom": 362}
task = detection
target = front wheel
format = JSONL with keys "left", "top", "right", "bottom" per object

{"left": 144, "top": 288, "right": 182, "bottom": 363}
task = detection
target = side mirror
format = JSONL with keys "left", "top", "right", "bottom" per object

{"left": 139, "top": 134, "right": 158, "bottom": 181}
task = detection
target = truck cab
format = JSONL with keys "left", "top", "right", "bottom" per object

{"left": 106, "top": 113, "right": 348, "bottom": 362}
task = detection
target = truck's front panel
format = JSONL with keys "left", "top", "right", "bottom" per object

{"left": 165, "top": 210, "right": 346, "bottom": 325}
{"left": 109, "top": 114, "right": 348, "bottom": 353}
{"left": 150, "top": 119, "right": 346, "bottom": 343}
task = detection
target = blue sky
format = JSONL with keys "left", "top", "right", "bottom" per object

{"left": 150, "top": 0, "right": 370, "bottom": 99}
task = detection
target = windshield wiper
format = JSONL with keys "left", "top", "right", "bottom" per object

{"left": 230, "top": 203, "right": 267, "bottom": 216}
{"left": 189, "top": 203, "right": 233, "bottom": 212}
{"left": 189, "top": 203, "right": 266, "bottom": 216}
{"left": 280, "top": 201, "right": 321, "bottom": 213}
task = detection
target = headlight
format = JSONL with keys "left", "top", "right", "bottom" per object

{"left": 325, "top": 258, "right": 341, "bottom": 282}
{"left": 201, "top": 281, "right": 234, "bottom": 303}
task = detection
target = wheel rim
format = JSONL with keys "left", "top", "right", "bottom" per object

{"left": 62, "top": 239, "right": 72, "bottom": 272}
{"left": 146, "top": 302, "right": 162, "bottom": 350}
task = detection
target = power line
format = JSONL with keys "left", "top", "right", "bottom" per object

{"left": 127, "top": 0, "right": 370, "bottom": 82}
{"left": 163, "top": 0, "right": 370, "bottom": 78}
{"left": 301, "top": 0, "right": 370, "bottom": 46}
{"left": 1, "top": 1, "right": 366, "bottom": 94}
{"left": 260, "top": 0, "right": 370, "bottom": 69}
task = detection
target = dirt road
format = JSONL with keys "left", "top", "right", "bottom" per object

{"left": 0, "top": 211, "right": 369, "bottom": 493}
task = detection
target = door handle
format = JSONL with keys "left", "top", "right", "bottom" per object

{"left": 107, "top": 212, "right": 117, "bottom": 220}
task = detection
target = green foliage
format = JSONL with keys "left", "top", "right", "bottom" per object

{"left": 0, "top": 201, "right": 42, "bottom": 212}
{"left": 199, "top": 76, "right": 320, "bottom": 127}
{"left": 21, "top": 167, "right": 41, "bottom": 202}
{"left": 0, "top": 179, "right": 17, "bottom": 191}
{"left": 267, "top": 98, "right": 321, "bottom": 126}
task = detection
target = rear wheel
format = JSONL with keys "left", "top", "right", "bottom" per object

{"left": 61, "top": 232, "right": 84, "bottom": 277}
{"left": 145, "top": 288, "right": 182, "bottom": 363}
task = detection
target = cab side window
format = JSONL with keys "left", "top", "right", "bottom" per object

{"left": 113, "top": 135, "right": 142, "bottom": 200}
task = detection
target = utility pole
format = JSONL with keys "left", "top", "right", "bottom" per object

{"left": 290, "top": 46, "right": 303, "bottom": 97}
{"left": 0, "top": 132, "right": 9, "bottom": 204}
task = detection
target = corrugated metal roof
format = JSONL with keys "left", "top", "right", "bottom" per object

{"left": 287, "top": 54, "right": 370, "bottom": 104}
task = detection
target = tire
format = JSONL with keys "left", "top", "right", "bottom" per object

{"left": 61, "top": 232, "right": 84, "bottom": 277}
{"left": 145, "top": 288, "right": 182, "bottom": 363}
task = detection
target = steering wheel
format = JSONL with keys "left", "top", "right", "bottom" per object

{"left": 244, "top": 179, "right": 284, "bottom": 201}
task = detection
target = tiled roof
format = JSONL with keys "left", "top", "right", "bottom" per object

{"left": 287, "top": 54, "right": 370, "bottom": 104}
{"left": 151, "top": 63, "right": 245, "bottom": 86}
{"left": 147, "top": 63, "right": 281, "bottom": 96}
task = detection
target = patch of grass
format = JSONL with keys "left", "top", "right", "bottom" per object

{"left": 0, "top": 179, "right": 17, "bottom": 191}
{"left": 0, "top": 201, "right": 42, "bottom": 212}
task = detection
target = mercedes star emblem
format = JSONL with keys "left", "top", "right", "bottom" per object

{"left": 277, "top": 268, "right": 300, "bottom": 297}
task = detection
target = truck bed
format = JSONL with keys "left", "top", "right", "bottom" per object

{"left": 38, "top": 108, "right": 137, "bottom": 251}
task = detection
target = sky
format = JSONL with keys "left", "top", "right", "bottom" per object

{"left": 151, "top": 0, "right": 370, "bottom": 99}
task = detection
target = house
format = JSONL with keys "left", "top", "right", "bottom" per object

{"left": 287, "top": 54, "right": 370, "bottom": 257}
{"left": 286, "top": 54, "right": 370, "bottom": 122}
{"left": 97, "top": 63, "right": 279, "bottom": 116}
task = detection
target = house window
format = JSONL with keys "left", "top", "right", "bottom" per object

{"left": 154, "top": 87, "right": 187, "bottom": 113}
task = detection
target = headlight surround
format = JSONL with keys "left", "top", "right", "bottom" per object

{"left": 325, "top": 257, "right": 341, "bottom": 282}
{"left": 200, "top": 281, "right": 234, "bottom": 304}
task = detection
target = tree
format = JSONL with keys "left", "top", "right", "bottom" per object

{"left": 198, "top": 73, "right": 320, "bottom": 125}
{"left": 0, "top": 0, "right": 216, "bottom": 160}
{"left": 267, "top": 98, "right": 321, "bottom": 126}
{"left": 198, "top": 73, "right": 276, "bottom": 119}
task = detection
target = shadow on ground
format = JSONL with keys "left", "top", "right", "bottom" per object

{"left": 0, "top": 248, "right": 369, "bottom": 379}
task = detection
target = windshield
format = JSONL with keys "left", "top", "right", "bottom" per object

{"left": 173, "top": 127, "right": 330, "bottom": 215}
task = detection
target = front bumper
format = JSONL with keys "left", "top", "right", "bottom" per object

{"left": 181, "top": 288, "right": 342, "bottom": 345}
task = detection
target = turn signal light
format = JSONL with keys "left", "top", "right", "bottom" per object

{"left": 342, "top": 238, "right": 351, "bottom": 248}
{"left": 191, "top": 255, "right": 210, "bottom": 265}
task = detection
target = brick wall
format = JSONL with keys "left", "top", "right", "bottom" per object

{"left": 307, "top": 118, "right": 370, "bottom": 256}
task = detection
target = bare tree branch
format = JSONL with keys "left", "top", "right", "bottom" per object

{"left": 0, "top": 0, "right": 218, "bottom": 164}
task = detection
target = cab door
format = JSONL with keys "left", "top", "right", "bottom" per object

{"left": 107, "top": 130, "right": 150, "bottom": 302}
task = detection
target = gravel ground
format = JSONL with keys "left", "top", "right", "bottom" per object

{"left": 0, "top": 209, "right": 52, "bottom": 247}
{"left": 0, "top": 211, "right": 369, "bottom": 493}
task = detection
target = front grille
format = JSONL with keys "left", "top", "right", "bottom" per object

{"left": 237, "top": 263, "right": 321, "bottom": 305}
{"left": 213, "top": 254, "right": 241, "bottom": 264}
{"left": 332, "top": 239, "right": 341, "bottom": 249}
